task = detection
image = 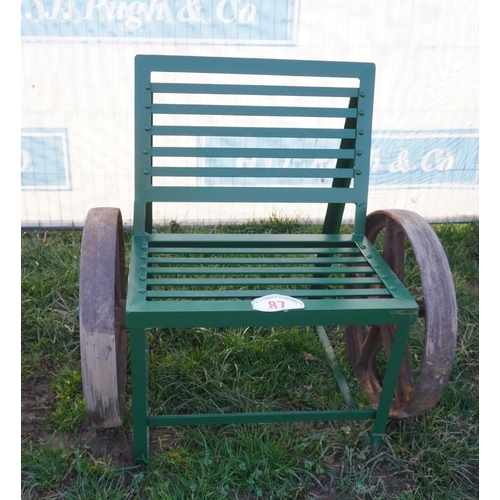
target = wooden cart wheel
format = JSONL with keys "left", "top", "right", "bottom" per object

{"left": 79, "top": 208, "right": 127, "bottom": 427}
{"left": 345, "top": 209, "right": 457, "bottom": 418}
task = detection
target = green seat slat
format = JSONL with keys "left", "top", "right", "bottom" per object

{"left": 150, "top": 167, "right": 354, "bottom": 179}
{"left": 146, "top": 256, "right": 367, "bottom": 265}
{"left": 147, "top": 266, "right": 373, "bottom": 275}
{"left": 145, "top": 233, "right": 359, "bottom": 244}
{"left": 147, "top": 277, "right": 381, "bottom": 287}
{"left": 151, "top": 147, "right": 354, "bottom": 159}
{"left": 150, "top": 83, "right": 359, "bottom": 97}
{"left": 147, "top": 246, "right": 360, "bottom": 255}
{"left": 145, "top": 288, "right": 391, "bottom": 299}
{"left": 150, "top": 103, "right": 358, "bottom": 118}
{"left": 150, "top": 126, "right": 356, "bottom": 139}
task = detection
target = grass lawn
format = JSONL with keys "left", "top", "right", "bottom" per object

{"left": 21, "top": 218, "right": 478, "bottom": 499}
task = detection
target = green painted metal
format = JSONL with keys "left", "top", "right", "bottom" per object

{"left": 150, "top": 146, "right": 355, "bottom": 158}
{"left": 150, "top": 103, "right": 358, "bottom": 117}
{"left": 322, "top": 97, "right": 359, "bottom": 235}
{"left": 127, "top": 232, "right": 417, "bottom": 330}
{"left": 130, "top": 328, "right": 149, "bottom": 464}
{"left": 147, "top": 410, "right": 376, "bottom": 427}
{"left": 133, "top": 55, "right": 375, "bottom": 234}
{"left": 149, "top": 126, "right": 356, "bottom": 139}
{"left": 149, "top": 82, "right": 360, "bottom": 97}
{"left": 370, "top": 323, "right": 412, "bottom": 451}
{"left": 315, "top": 325, "right": 371, "bottom": 444}
{"left": 150, "top": 167, "right": 355, "bottom": 178}
{"left": 315, "top": 326, "right": 358, "bottom": 411}
{"left": 127, "top": 55, "right": 418, "bottom": 463}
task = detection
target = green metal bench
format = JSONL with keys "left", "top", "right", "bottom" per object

{"left": 79, "top": 55, "right": 457, "bottom": 463}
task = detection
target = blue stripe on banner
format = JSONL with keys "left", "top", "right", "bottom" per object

{"left": 21, "top": 129, "right": 72, "bottom": 191}
{"left": 200, "top": 130, "right": 479, "bottom": 188}
{"left": 370, "top": 130, "right": 478, "bottom": 187}
{"left": 21, "top": 0, "right": 299, "bottom": 44}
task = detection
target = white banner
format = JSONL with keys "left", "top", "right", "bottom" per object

{"left": 21, "top": 0, "right": 479, "bottom": 228}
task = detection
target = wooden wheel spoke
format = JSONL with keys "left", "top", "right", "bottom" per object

{"left": 378, "top": 325, "right": 415, "bottom": 407}
{"left": 416, "top": 299, "right": 425, "bottom": 318}
{"left": 358, "top": 325, "right": 382, "bottom": 368}
{"left": 381, "top": 218, "right": 406, "bottom": 282}
{"left": 345, "top": 209, "right": 457, "bottom": 418}
{"left": 353, "top": 324, "right": 415, "bottom": 410}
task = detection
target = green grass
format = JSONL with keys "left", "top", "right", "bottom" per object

{"left": 21, "top": 219, "right": 479, "bottom": 499}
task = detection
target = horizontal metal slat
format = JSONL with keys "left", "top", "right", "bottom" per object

{"left": 146, "top": 410, "right": 378, "bottom": 426}
{"left": 150, "top": 103, "right": 358, "bottom": 118}
{"left": 150, "top": 126, "right": 356, "bottom": 139}
{"left": 147, "top": 277, "right": 382, "bottom": 287}
{"left": 146, "top": 288, "right": 390, "bottom": 299}
{"left": 144, "top": 186, "right": 360, "bottom": 204}
{"left": 147, "top": 246, "right": 361, "bottom": 255}
{"left": 141, "top": 55, "right": 374, "bottom": 79}
{"left": 146, "top": 265, "right": 373, "bottom": 275}
{"left": 150, "top": 82, "right": 359, "bottom": 97}
{"left": 150, "top": 147, "right": 355, "bottom": 159}
{"left": 147, "top": 256, "right": 367, "bottom": 265}
{"left": 150, "top": 167, "right": 354, "bottom": 179}
{"left": 145, "top": 232, "right": 359, "bottom": 245}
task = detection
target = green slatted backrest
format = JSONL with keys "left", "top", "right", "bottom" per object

{"left": 134, "top": 55, "right": 375, "bottom": 234}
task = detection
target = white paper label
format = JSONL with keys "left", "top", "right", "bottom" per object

{"left": 251, "top": 294, "right": 305, "bottom": 313}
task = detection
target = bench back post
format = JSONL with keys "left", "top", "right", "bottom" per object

{"left": 322, "top": 96, "right": 358, "bottom": 235}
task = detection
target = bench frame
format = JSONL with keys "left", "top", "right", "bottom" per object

{"left": 79, "top": 55, "right": 457, "bottom": 464}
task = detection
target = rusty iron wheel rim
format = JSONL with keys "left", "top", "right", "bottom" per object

{"left": 345, "top": 209, "right": 457, "bottom": 418}
{"left": 79, "top": 208, "right": 127, "bottom": 427}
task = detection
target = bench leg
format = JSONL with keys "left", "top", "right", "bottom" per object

{"left": 370, "top": 323, "right": 411, "bottom": 451}
{"left": 130, "top": 328, "right": 149, "bottom": 464}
